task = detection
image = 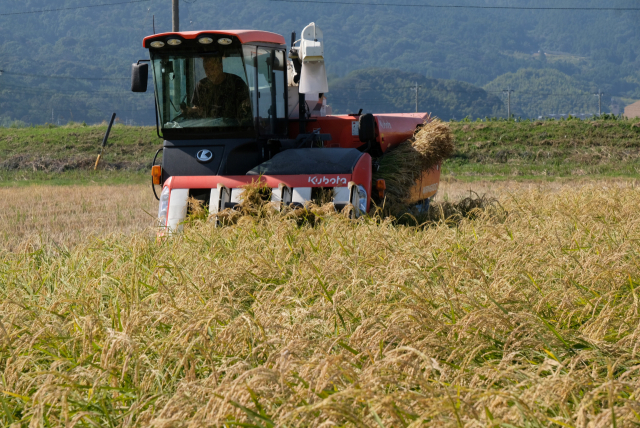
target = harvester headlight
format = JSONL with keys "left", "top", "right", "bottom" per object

{"left": 218, "top": 38, "right": 232, "bottom": 45}
{"left": 158, "top": 186, "right": 170, "bottom": 227}
{"left": 167, "top": 38, "right": 182, "bottom": 46}
{"left": 357, "top": 185, "right": 367, "bottom": 214}
{"left": 198, "top": 37, "right": 214, "bottom": 45}
{"left": 150, "top": 41, "right": 165, "bottom": 48}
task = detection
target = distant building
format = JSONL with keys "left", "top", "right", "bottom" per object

{"left": 624, "top": 100, "right": 640, "bottom": 119}
{"left": 611, "top": 98, "right": 622, "bottom": 116}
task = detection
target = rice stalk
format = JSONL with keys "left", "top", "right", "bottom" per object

{"left": 1, "top": 184, "right": 640, "bottom": 427}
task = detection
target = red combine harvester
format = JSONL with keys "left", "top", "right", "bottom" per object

{"left": 131, "top": 23, "right": 441, "bottom": 231}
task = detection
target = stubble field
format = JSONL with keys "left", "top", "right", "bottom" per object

{"left": 2, "top": 179, "right": 640, "bottom": 427}
{"left": 0, "top": 184, "right": 156, "bottom": 251}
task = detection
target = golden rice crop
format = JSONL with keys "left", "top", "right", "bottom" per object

{"left": 2, "top": 183, "right": 640, "bottom": 427}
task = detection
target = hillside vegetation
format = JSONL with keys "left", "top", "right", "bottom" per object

{"left": 2, "top": 184, "right": 640, "bottom": 426}
{"left": 484, "top": 68, "right": 605, "bottom": 118}
{"left": 2, "top": 0, "right": 640, "bottom": 124}
{"left": 329, "top": 68, "right": 505, "bottom": 119}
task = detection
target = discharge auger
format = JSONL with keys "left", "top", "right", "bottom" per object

{"left": 131, "top": 23, "right": 443, "bottom": 231}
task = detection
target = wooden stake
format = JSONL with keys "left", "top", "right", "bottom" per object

{"left": 94, "top": 113, "right": 116, "bottom": 170}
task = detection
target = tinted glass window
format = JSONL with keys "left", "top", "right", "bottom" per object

{"left": 151, "top": 47, "right": 253, "bottom": 135}
{"left": 256, "top": 48, "right": 287, "bottom": 135}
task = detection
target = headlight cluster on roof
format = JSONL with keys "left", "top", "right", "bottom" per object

{"left": 148, "top": 35, "right": 235, "bottom": 48}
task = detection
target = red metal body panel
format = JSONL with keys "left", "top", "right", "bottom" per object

{"left": 374, "top": 113, "right": 431, "bottom": 152}
{"left": 163, "top": 161, "right": 372, "bottom": 211}
{"left": 287, "top": 113, "right": 430, "bottom": 153}
{"left": 288, "top": 115, "right": 361, "bottom": 149}
{"left": 167, "top": 174, "right": 355, "bottom": 190}
{"left": 143, "top": 30, "right": 286, "bottom": 47}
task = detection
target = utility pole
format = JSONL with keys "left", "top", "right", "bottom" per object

{"left": 503, "top": 87, "right": 514, "bottom": 119}
{"left": 415, "top": 82, "right": 418, "bottom": 113}
{"left": 172, "top": 0, "right": 179, "bottom": 32}
{"left": 593, "top": 90, "right": 604, "bottom": 116}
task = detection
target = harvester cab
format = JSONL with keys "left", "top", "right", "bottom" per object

{"left": 132, "top": 24, "right": 441, "bottom": 231}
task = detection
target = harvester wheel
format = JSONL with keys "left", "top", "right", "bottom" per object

{"left": 393, "top": 198, "right": 431, "bottom": 221}
{"left": 413, "top": 197, "right": 431, "bottom": 214}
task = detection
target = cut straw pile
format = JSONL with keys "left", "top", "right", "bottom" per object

{"left": 373, "top": 119, "right": 455, "bottom": 214}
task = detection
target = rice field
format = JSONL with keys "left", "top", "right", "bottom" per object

{"left": 0, "top": 185, "right": 156, "bottom": 250}
{"left": 2, "top": 180, "right": 640, "bottom": 426}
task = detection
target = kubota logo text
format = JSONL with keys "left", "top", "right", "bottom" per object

{"left": 308, "top": 176, "right": 348, "bottom": 185}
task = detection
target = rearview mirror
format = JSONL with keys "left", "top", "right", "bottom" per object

{"left": 131, "top": 63, "right": 148, "bottom": 92}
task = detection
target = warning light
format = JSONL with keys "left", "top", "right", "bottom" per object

{"left": 152, "top": 165, "right": 162, "bottom": 185}
{"left": 375, "top": 179, "right": 386, "bottom": 199}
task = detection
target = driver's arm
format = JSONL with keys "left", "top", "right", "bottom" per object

{"left": 183, "top": 81, "right": 206, "bottom": 118}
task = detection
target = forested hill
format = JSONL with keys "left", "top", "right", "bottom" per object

{"left": 328, "top": 69, "right": 504, "bottom": 119}
{"left": 483, "top": 69, "right": 605, "bottom": 119}
{"left": 1, "top": 0, "right": 639, "bottom": 125}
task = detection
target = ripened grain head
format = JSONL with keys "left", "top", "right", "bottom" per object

{"left": 1, "top": 182, "right": 640, "bottom": 426}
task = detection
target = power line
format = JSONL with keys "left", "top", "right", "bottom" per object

{"left": 2, "top": 71, "right": 129, "bottom": 81}
{"left": 269, "top": 0, "right": 640, "bottom": 10}
{"left": 334, "top": 86, "right": 503, "bottom": 94}
{"left": 515, "top": 92, "right": 595, "bottom": 97}
{"left": 0, "top": 84, "right": 132, "bottom": 95}
{"left": 0, "top": 0, "right": 151, "bottom": 16}
{"left": 0, "top": 80, "right": 599, "bottom": 100}
{"left": 332, "top": 86, "right": 599, "bottom": 96}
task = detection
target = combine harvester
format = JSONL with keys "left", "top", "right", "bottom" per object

{"left": 131, "top": 23, "right": 441, "bottom": 231}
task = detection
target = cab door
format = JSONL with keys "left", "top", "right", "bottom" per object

{"left": 243, "top": 46, "right": 287, "bottom": 137}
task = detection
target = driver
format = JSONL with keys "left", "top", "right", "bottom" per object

{"left": 183, "top": 55, "right": 251, "bottom": 121}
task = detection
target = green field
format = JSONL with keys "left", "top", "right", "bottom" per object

{"left": 2, "top": 117, "right": 640, "bottom": 186}
{"left": 0, "top": 123, "right": 157, "bottom": 186}
{"left": 447, "top": 117, "right": 640, "bottom": 180}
